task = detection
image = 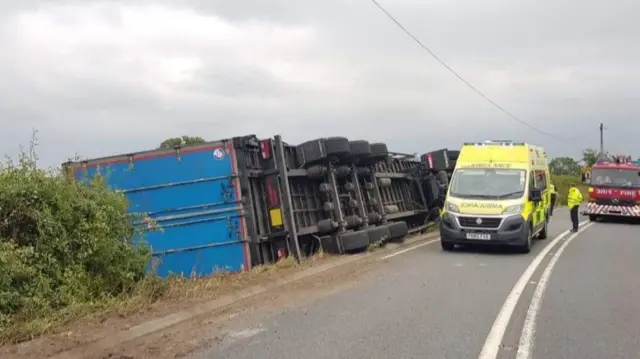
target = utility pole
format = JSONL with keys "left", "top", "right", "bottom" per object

{"left": 599, "top": 122, "right": 604, "bottom": 157}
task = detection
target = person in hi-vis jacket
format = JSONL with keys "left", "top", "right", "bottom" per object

{"left": 567, "top": 183, "right": 584, "bottom": 232}
{"left": 549, "top": 183, "right": 558, "bottom": 216}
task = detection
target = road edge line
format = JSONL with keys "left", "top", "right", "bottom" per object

{"left": 515, "top": 221, "right": 595, "bottom": 359}
{"left": 379, "top": 237, "right": 440, "bottom": 259}
{"left": 477, "top": 219, "right": 589, "bottom": 359}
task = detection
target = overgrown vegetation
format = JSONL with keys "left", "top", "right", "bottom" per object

{"left": 0, "top": 144, "right": 152, "bottom": 343}
{"left": 158, "top": 135, "right": 206, "bottom": 149}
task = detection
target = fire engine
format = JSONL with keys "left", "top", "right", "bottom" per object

{"left": 583, "top": 155, "right": 640, "bottom": 221}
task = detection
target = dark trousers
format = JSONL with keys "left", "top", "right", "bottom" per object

{"left": 570, "top": 205, "right": 579, "bottom": 231}
{"left": 550, "top": 194, "right": 557, "bottom": 215}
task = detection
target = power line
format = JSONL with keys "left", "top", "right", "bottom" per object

{"left": 368, "top": 0, "right": 569, "bottom": 140}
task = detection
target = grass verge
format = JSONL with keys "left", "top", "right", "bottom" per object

{"left": 0, "top": 252, "right": 326, "bottom": 346}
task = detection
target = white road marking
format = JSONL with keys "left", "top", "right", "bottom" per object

{"left": 479, "top": 262, "right": 487, "bottom": 267}
{"left": 454, "top": 263, "right": 464, "bottom": 267}
{"left": 515, "top": 221, "right": 595, "bottom": 359}
{"left": 477, "top": 220, "right": 590, "bottom": 359}
{"left": 224, "top": 326, "right": 266, "bottom": 345}
{"left": 379, "top": 238, "right": 440, "bottom": 260}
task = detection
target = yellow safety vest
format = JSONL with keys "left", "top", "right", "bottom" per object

{"left": 549, "top": 184, "right": 557, "bottom": 195}
{"left": 567, "top": 187, "right": 583, "bottom": 208}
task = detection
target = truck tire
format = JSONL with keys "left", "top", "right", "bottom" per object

{"left": 324, "top": 137, "right": 351, "bottom": 158}
{"left": 369, "top": 143, "right": 389, "bottom": 158}
{"left": 349, "top": 140, "right": 372, "bottom": 157}
{"left": 319, "top": 235, "right": 340, "bottom": 254}
{"left": 366, "top": 225, "right": 391, "bottom": 244}
{"left": 589, "top": 215, "right": 597, "bottom": 222}
{"left": 388, "top": 221, "right": 409, "bottom": 240}
{"left": 299, "top": 139, "right": 326, "bottom": 166}
{"left": 340, "top": 230, "right": 370, "bottom": 252}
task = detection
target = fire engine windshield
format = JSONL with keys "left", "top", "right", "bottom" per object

{"left": 591, "top": 168, "right": 640, "bottom": 188}
{"left": 450, "top": 168, "right": 527, "bottom": 199}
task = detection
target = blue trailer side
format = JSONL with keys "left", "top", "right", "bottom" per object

{"left": 67, "top": 141, "right": 250, "bottom": 278}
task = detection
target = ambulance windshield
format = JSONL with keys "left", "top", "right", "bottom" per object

{"left": 450, "top": 168, "right": 527, "bottom": 199}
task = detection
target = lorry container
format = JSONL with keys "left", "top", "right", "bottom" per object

{"left": 64, "top": 137, "right": 259, "bottom": 278}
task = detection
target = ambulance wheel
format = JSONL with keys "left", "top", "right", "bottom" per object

{"left": 589, "top": 215, "right": 597, "bottom": 222}
{"left": 538, "top": 219, "right": 548, "bottom": 240}
{"left": 519, "top": 225, "right": 532, "bottom": 253}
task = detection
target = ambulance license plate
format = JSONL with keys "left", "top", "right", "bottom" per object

{"left": 466, "top": 233, "right": 491, "bottom": 240}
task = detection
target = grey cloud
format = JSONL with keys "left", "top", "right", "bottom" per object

{"left": 187, "top": 65, "right": 304, "bottom": 98}
{"left": 1, "top": 0, "right": 639, "bottom": 167}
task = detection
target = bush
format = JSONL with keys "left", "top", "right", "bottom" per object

{"left": 551, "top": 174, "right": 588, "bottom": 205}
{"left": 0, "top": 152, "right": 150, "bottom": 341}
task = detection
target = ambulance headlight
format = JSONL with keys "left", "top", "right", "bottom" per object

{"left": 445, "top": 201, "right": 459, "bottom": 213}
{"left": 502, "top": 204, "right": 524, "bottom": 214}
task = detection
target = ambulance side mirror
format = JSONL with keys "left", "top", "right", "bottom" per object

{"left": 530, "top": 188, "right": 542, "bottom": 202}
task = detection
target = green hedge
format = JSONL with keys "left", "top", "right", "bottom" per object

{"left": 0, "top": 154, "right": 151, "bottom": 341}
{"left": 551, "top": 174, "right": 588, "bottom": 205}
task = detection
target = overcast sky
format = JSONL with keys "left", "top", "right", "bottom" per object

{"left": 1, "top": 0, "right": 638, "bottom": 167}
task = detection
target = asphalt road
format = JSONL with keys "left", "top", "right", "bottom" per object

{"left": 191, "top": 207, "right": 640, "bottom": 359}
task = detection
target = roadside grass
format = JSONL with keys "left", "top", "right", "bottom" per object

{"left": 0, "top": 251, "right": 327, "bottom": 346}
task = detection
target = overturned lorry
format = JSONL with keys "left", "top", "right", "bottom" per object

{"left": 64, "top": 135, "right": 455, "bottom": 278}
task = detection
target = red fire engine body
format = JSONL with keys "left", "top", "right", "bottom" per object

{"left": 585, "top": 156, "right": 640, "bottom": 221}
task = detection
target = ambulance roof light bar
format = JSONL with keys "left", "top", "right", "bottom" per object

{"left": 463, "top": 140, "right": 525, "bottom": 146}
